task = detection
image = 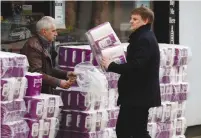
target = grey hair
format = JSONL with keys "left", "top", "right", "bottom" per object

{"left": 36, "top": 16, "right": 56, "bottom": 33}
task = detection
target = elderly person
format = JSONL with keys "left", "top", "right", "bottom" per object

{"left": 102, "top": 7, "right": 161, "bottom": 138}
{"left": 21, "top": 16, "right": 76, "bottom": 94}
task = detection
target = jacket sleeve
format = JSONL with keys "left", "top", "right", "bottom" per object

{"left": 51, "top": 68, "right": 68, "bottom": 80}
{"left": 24, "top": 45, "right": 61, "bottom": 87}
{"left": 108, "top": 38, "right": 152, "bottom": 74}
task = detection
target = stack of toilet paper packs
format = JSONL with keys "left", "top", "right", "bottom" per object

{"left": 1, "top": 51, "right": 30, "bottom": 138}
{"left": 146, "top": 44, "right": 191, "bottom": 138}
{"left": 55, "top": 22, "right": 122, "bottom": 138}
{"left": 24, "top": 71, "right": 63, "bottom": 138}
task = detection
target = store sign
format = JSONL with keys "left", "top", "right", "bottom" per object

{"left": 22, "top": 5, "right": 32, "bottom": 15}
{"left": 55, "top": 1, "right": 66, "bottom": 29}
{"left": 169, "top": 0, "right": 175, "bottom": 44}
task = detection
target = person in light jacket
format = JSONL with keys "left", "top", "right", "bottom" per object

{"left": 102, "top": 7, "right": 161, "bottom": 138}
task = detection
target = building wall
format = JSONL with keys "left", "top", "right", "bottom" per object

{"left": 179, "top": 1, "right": 201, "bottom": 126}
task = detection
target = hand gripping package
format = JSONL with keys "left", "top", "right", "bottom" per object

{"left": 85, "top": 22, "right": 126, "bottom": 71}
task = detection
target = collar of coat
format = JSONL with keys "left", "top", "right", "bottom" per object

{"left": 128, "top": 23, "right": 151, "bottom": 43}
{"left": 37, "top": 34, "right": 52, "bottom": 49}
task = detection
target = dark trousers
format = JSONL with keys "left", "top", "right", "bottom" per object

{"left": 116, "top": 105, "right": 151, "bottom": 138}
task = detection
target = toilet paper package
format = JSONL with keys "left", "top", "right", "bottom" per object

{"left": 13, "top": 77, "right": 28, "bottom": 100}
{"left": 162, "top": 102, "right": 178, "bottom": 123}
{"left": 177, "top": 101, "right": 186, "bottom": 118}
{"left": 1, "top": 78, "right": 15, "bottom": 101}
{"left": 58, "top": 45, "right": 98, "bottom": 67}
{"left": 1, "top": 100, "right": 26, "bottom": 124}
{"left": 85, "top": 22, "right": 126, "bottom": 71}
{"left": 1, "top": 120, "right": 30, "bottom": 138}
{"left": 173, "top": 117, "right": 187, "bottom": 136}
{"left": 0, "top": 51, "right": 29, "bottom": 78}
{"left": 155, "top": 122, "right": 174, "bottom": 138}
{"left": 26, "top": 118, "right": 59, "bottom": 138}
{"left": 107, "top": 108, "right": 119, "bottom": 128}
{"left": 24, "top": 94, "right": 63, "bottom": 120}
{"left": 25, "top": 72, "right": 42, "bottom": 96}
{"left": 1, "top": 77, "right": 27, "bottom": 101}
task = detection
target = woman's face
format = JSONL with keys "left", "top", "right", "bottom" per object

{"left": 130, "top": 14, "right": 148, "bottom": 31}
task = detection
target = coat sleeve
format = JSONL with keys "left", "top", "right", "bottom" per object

{"left": 51, "top": 68, "right": 68, "bottom": 80}
{"left": 108, "top": 38, "right": 152, "bottom": 74}
{"left": 24, "top": 45, "right": 61, "bottom": 87}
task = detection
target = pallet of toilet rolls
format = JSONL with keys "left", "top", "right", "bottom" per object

{"left": 0, "top": 51, "right": 63, "bottom": 138}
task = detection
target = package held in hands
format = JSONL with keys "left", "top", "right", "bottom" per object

{"left": 86, "top": 22, "right": 126, "bottom": 71}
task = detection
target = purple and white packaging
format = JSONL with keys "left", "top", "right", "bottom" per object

{"left": 147, "top": 123, "right": 157, "bottom": 138}
{"left": 153, "top": 105, "right": 164, "bottom": 123}
{"left": 86, "top": 22, "right": 121, "bottom": 50}
{"left": 172, "top": 83, "right": 181, "bottom": 102}
{"left": 44, "top": 118, "right": 59, "bottom": 138}
{"left": 1, "top": 120, "right": 30, "bottom": 138}
{"left": 1, "top": 100, "right": 26, "bottom": 124}
{"left": 180, "top": 82, "right": 189, "bottom": 101}
{"left": 26, "top": 119, "right": 43, "bottom": 138}
{"left": 0, "top": 52, "right": 14, "bottom": 78}
{"left": 177, "top": 101, "right": 186, "bottom": 118}
{"left": 162, "top": 102, "right": 178, "bottom": 122}
{"left": 74, "top": 131, "right": 96, "bottom": 138}
{"left": 74, "top": 111, "right": 96, "bottom": 132}
{"left": 1, "top": 78, "right": 15, "bottom": 101}
{"left": 107, "top": 108, "right": 119, "bottom": 128}
{"left": 25, "top": 72, "right": 42, "bottom": 96}
{"left": 165, "top": 84, "right": 172, "bottom": 102}
{"left": 12, "top": 54, "right": 28, "bottom": 77}
{"left": 160, "top": 84, "right": 166, "bottom": 102}
{"left": 155, "top": 122, "right": 174, "bottom": 138}
{"left": 108, "top": 89, "right": 117, "bottom": 109}
{"left": 148, "top": 107, "right": 156, "bottom": 123}
{"left": 174, "top": 118, "right": 187, "bottom": 136}
{"left": 13, "top": 77, "right": 27, "bottom": 100}
{"left": 61, "top": 110, "right": 74, "bottom": 131}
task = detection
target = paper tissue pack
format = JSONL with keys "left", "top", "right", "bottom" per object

{"left": 1, "top": 120, "right": 30, "bottom": 138}
{"left": 24, "top": 94, "right": 63, "bottom": 120}
{"left": 58, "top": 45, "right": 98, "bottom": 68}
{"left": 25, "top": 72, "right": 42, "bottom": 96}
{"left": 85, "top": 22, "right": 126, "bottom": 71}
{"left": 0, "top": 51, "right": 29, "bottom": 78}
{"left": 13, "top": 77, "right": 27, "bottom": 100}
{"left": 26, "top": 119, "right": 43, "bottom": 138}
{"left": 1, "top": 78, "right": 15, "bottom": 101}
{"left": 107, "top": 108, "right": 119, "bottom": 128}
{"left": 1, "top": 100, "right": 26, "bottom": 124}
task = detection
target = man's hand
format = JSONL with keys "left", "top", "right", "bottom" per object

{"left": 67, "top": 71, "right": 77, "bottom": 83}
{"left": 60, "top": 80, "right": 72, "bottom": 89}
{"left": 101, "top": 56, "right": 112, "bottom": 69}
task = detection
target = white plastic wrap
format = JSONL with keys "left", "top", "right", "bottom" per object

{"left": 1, "top": 100, "right": 27, "bottom": 124}
{"left": 24, "top": 94, "right": 63, "bottom": 120}
{"left": 0, "top": 51, "right": 29, "bottom": 78}
{"left": 85, "top": 22, "right": 126, "bottom": 71}
{"left": 1, "top": 120, "right": 30, "bottom": 138}
{"left": 26, "top": 117, "right": 59, "bottom": 138}
{"left": 1, "top": 77, "right": 28, "bottom": 101}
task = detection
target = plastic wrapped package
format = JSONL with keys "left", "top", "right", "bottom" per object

{"left": 165, "top": 84, "right": 173, "bottom": 102}
{"left": 155, "top": 122, "right": 174, "bottom": 138}
{"left": 105, "top": 72, "right": 120, "bottom": 89}
{"left": 85, "top": 22, "right": 126, "bottom": 71}
{"left": 13, "top": 77, "right": 28, "bottom": 100}
{"left": 25, "top": 72, "right": 42, "bottom": 96}
{"left": 179, "top": 82, "right": 189, "bottom": 101}
{"left": 108, "top": 88, "right": 118, "bottom": 109}
{"left": 1, "top": 120, "right": 30, "bottom": 138}
{"left": 96, "top": 110, "right": 109, "bottom": 131}
{"left": 1, "top": 100, "right": 26, "bottom": 124}
{"left": 24, "top": 94, "right": 63, "bottom": 120}
{"left": 0, "top": 51, "right": 29, "bottom": 78}
{"left": 147, "top": 123, "right": 157, "bottom": 138}
{"left": 1, "top": 77, "right": 27, "bottom": 101}
{"left": 107, "top": 108, "right": 119, "bottom": 128}
{"left": 160, "top": 84, "right": 166, "bottom": 102}
{"left": 153, "top": 104, "right": 164, "bottom": 123}
{"left": 148, "top": 107, "right": 156, "bottom": 123}
{"left": 171, "top": 83, "right": 181, "bottom": 102}
{"left": 58, "top": 45, "right": 98, "bottom": 67}
{"left": 1, "top": 78, "right": 16, "bottom": 101}
{"left": 26, "top": 117, "right": 59, "bottom": 138}
{"left": 177, "top": 101, "right": 186, "bottom": 118}
{"left": 162, "top": 102, "right": 178, "bottom": 123}
{"left": 173, "top": 117, "right": 187, "bottom": 136}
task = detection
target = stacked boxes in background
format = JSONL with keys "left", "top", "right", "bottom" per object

{"left": 0, "top": 51, "right": 30, "bottom": 138}
{"left": 147, "top": 44, "right": 191, "bottom": 138}
{"left": 24, "top": 72, "right": 63, "bottom": 138}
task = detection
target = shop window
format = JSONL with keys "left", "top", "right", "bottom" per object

{"left": 56, "top": 1, "right": 153, "bottom": 43}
